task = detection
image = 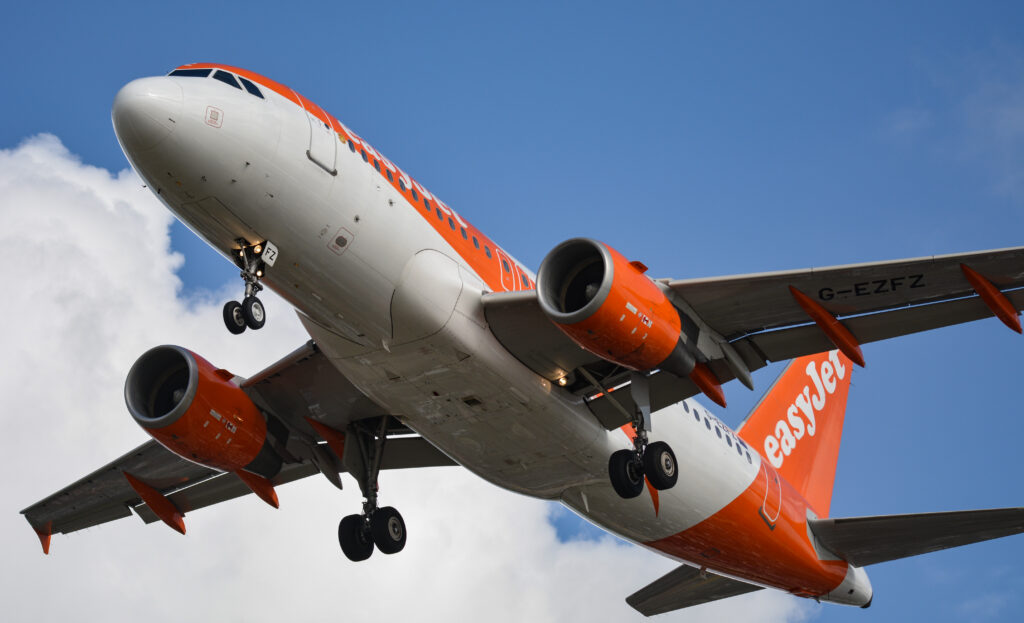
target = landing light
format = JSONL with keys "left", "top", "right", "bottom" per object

{"left": 256, "top": 270, "right": 263, "bottom": 278}
{"left": 254, "top": 244, "right": 262, "bottom": 255}
{"left": 557, "top": 376, "right": 569, "bottom": 387}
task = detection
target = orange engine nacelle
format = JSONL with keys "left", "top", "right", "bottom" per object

{"left": 537, "top": 238, "right": 695, "bottom": 376}
{"left": 124, "top": 345, "right": 282, "bottom": 478}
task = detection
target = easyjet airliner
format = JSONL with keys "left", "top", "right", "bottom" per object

{"left": 22, "top": 64, "right": 1024, "bottom": 615}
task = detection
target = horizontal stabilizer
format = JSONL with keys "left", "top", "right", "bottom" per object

{"left": 809, "top": 507, "right": 1024, "bottom": 567}
{"left": 626, "top": 564, "right": 762, "bottom": 616}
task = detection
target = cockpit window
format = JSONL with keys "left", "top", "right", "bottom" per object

{"left": 238, "top": 77, "right": 264, "bottom": 99}
{"left": 212, "top": 70, "right": 242, "bottom": 90}
{"left": 169, "top": 68, "right": 212, "bottom": 78}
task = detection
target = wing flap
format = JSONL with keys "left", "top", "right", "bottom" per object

{"left": 742, "top": 290, "right": 1024, "bottom": 363}
{"left": 808, "top": 507, "right": 1024, "bottom": 567}
{"left": 21, "top": 440, "right": 218, "bottom": 535}
{"left": 670, "top": 246, "right": 1024, "bottom": 339}
{"left": 626, "top": 564, "right": 762, "bottom": 616}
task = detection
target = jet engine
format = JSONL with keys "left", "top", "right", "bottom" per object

{"left": 536, "top": 238, "right": 696, "bottom": 377}
{"left": 124, "top": 345, "right": 282, "bottom": 477}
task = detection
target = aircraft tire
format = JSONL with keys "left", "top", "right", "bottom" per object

{"left": 371, "top": 506, "right": 407, "bottom": 554}
{"left": 643, "top": 441, "right": 678, "bottom": 490}
{"left": 609, "top": 449, "right": 645, "bottom": 499}
{"left": 241, "top": 296, "right": 266, "bottom": 330}
{"left": 338, "top": 514, "right": 374, "bottom": 562}
{"left": 223, "top": 301, "right": 247, "bottom": 334}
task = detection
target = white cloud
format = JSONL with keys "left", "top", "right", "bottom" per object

{"left": 0, "top": 135, "right": 812, "bottom": 622}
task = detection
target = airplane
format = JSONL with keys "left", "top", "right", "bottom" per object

{"left": 21, "top": 62, "right": 1024, "bottom": 615}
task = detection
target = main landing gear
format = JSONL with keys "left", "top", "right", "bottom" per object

{"left": 223, "top": 239, "right": 276, "bottom": 335}
{"left": 608, "top": 373, "right": 679, "bottom": 499}
{"left": 338, "top": 417, "right": 407, "bottom": 562}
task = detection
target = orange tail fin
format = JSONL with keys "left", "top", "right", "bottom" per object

{"left": 737, "top": 350, "right": 853, "bottom": 518}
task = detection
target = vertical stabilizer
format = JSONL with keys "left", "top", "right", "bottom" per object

{"left": 737, "top": 350, "right": 852, "bottom": 518}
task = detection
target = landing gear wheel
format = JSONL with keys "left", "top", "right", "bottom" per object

{"left": 609, "top": 449, "right": 645, "bottom": 499}
{"left": 643, "top": 441, "right": 678, "bottom": 490}
{"left": 223, "top": 301, "right": 247, "bottom": 334}
{"left": 338, "top": 514, "right": 374, "bottom": 562}
{"left": 241, "top": 296, "right": 266, "bottom": 330}
{"left": 371, "top": 506, "right": 407, "bottom": 554}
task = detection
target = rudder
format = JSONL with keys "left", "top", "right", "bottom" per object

{"left": 737, "top": 350, "right": 853, "bottom": 518}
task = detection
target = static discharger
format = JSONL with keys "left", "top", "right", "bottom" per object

{"left": 123, "top": 472, "right": 186, "bottom": 535}
{"left": 789, "top": 286, "right": 866, "bottom": 367}
{"left": 960, "top": 264, "right": 1022, "bottom": 334}
{"left": 235, "top": 470, "right": 280, "bottom": 508}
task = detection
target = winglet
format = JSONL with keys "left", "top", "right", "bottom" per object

{"left": 789, "top": 286, "right": 866, "bottom": 367}
{"left": 305, "top": 418, "right": 347, "bottom": 461}
{"left": 32, "top": 521, "right": 52, "bottom": 555}
{"left": 123, "top": 472, "right": 186, "bottom": 535}
{"left": 960, "top": 264, "right": 1022, "bottom": 334}
{"left": 235, "top": 470, "right": 280, "bottom": 508}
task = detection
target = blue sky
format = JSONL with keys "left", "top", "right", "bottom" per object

{"left": 3, "top": 2, "right": 1024, "bottom": 621}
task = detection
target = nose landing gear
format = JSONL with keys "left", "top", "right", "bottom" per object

{"left": 223, "top": 239, "right": 276, "bottom": 334}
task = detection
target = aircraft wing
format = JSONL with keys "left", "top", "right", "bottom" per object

{"left": 21, "top": 341, "right": 456, "bottom": 550}
{"left": 625, "top": 563, "right": 763, "bottom": 616}
{"left": 484, "top": 246, "right": 1024, "bottom": 429}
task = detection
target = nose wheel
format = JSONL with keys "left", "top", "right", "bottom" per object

{"left": 223, "top": 240, "right": 276, "bottom": 334}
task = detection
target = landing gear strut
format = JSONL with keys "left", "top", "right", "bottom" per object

{"left": 338, "top": 417, "right": 407, "bottom": 561}
{"left": 223, "top": 239, "right": 274, "bottom": 334}
{"left": 608, "top": 373, "right": 679, "bottom": 499}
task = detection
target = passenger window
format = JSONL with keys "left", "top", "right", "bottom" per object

{"left": 425, "top": 198, "right": 432, "bottom": 211}
{"left": 238, "top": 77, "right": 264, "bottom": 98}
{"left": 715, "top": 427, "right": 722, "bottom": 439}
{"left": 521, "top": 274, "right": 529, "bottom": 287}
{"left": 502, "top": 259, "right": 510, "bottom": 273}
{"left": 448, "top": 217, "right": 456, "bottom": 231}
{"left": 169, "top": 68, "right": 212, "bottom": 77}
{"left": 374, "top": 160, "right": 381, "bottom": 172}
{"left": 460, "top": 227, "right": 468, "bottom": 240}
{"left": 736, "top": 443, "right": 743, "bottom": 455}
{"left": 399, "top": 179, "right": 406, "bottom": 191}
{"left": 212, "top": 70, "right": 241, "bottom": 89}
{"left": 726, "top": 436, "right": 732, "bottom": 447}
{"left": 693, "top": 411, "right": 700, "bottom": 421}
{"left": 473, "top": 237, "right": 480, "bottom": 249}
{"left": 387, "top": 170, "right": 394, "bottom": 182}
{"left": 746, "top": 452, "right": 752, "bottom": 464}
{"left": 435, "top": 207, "right": 443, "bottom": 220}
{"left": 485, "top": 246, "right": 492, "bottom": 258}
{"left": 348, "top": 140, "right": 356, "bottom": 153}
{"left": 360, "top": 149, "right": 368, "bottom": 163}
{"left": 412, "top": 188, "right": 419, "bottom": 201}
{"left": 704, "top": 417, "right": 711, "bottom": 430}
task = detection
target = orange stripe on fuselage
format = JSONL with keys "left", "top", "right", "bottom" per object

{"left": 646, "top": 461, "right": 848, "bottom": 597}
{"left": 175, "top": 63, "right": 532, "bottom": 294}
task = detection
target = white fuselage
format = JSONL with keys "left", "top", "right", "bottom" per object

{"left": 112, "top": 71, "right": 853, "bottom": 599}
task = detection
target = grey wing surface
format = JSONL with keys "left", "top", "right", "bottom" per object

{"left": 626, "top": 564, "right": 763, "bottom": 616}
{"left": 484, "top": 246, "right": 1024, "bottom": 430}
{"left": 21, "top": 341, "right": 455, "bottom": 549}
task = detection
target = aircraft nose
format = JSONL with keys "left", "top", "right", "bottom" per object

{"left": 111, "top": 77, "right": 183, "bottom": 153}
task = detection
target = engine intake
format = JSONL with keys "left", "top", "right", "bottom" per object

{"left": 125, "top": 345, "right": 282, "bottom": 478}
